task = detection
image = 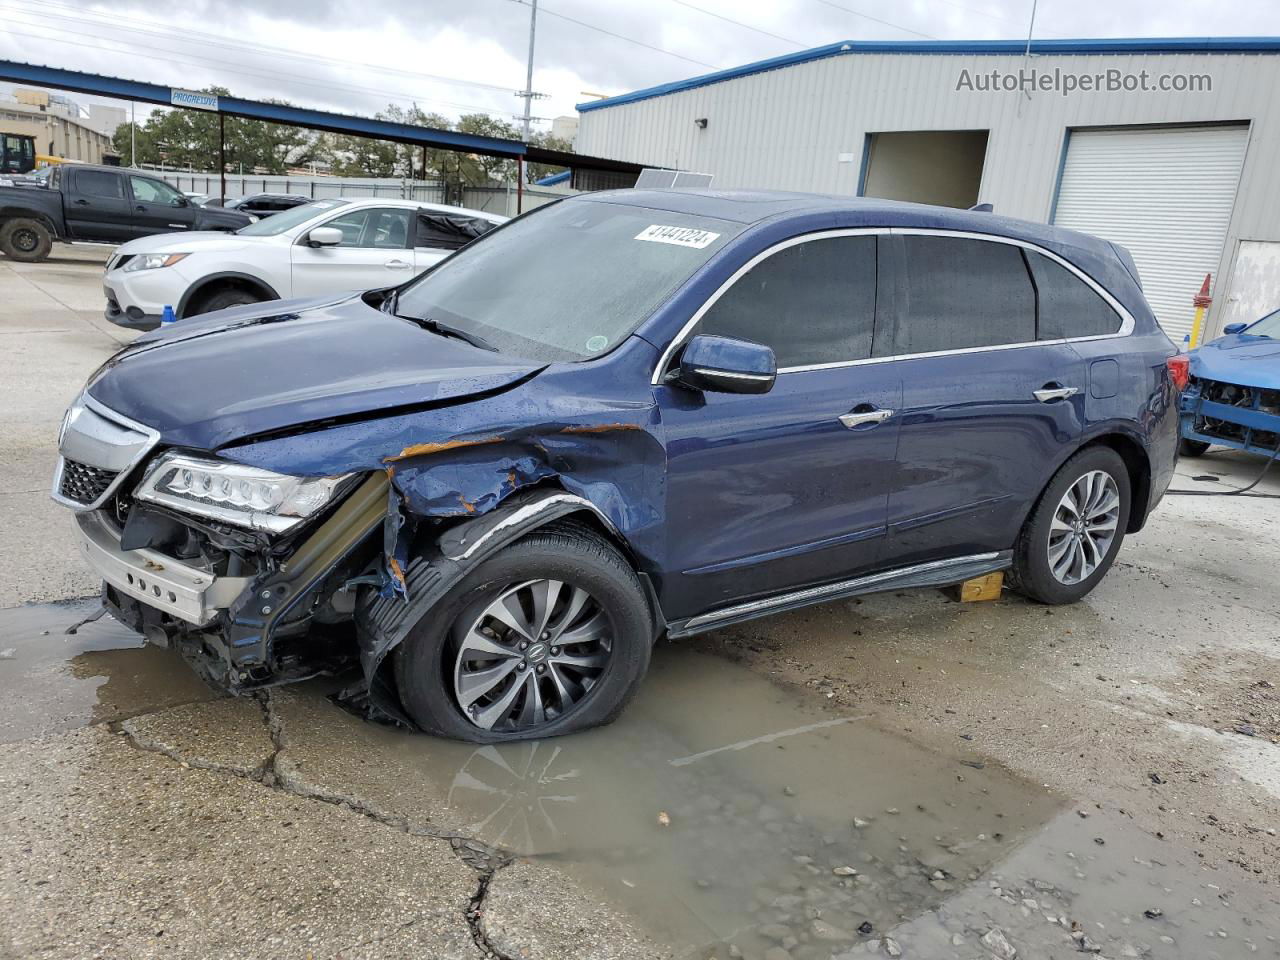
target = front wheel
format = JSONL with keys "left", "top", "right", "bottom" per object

{"left": 394, "top": 526, "right": 653, "bottom": 742}
{"left": 191, "top": 287, "right": 264, "bottom": 316}
{"left": 1010, "top": 446, "right": 1132, "bottom": 605}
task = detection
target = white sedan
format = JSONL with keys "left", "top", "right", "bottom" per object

{"left": 102, "top": 197, "right": 506, "bottom": 329}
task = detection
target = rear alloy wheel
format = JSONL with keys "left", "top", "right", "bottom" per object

{"left": 394, "top": 526, "right": 652, "bottom": 742}
{"left": 1010, "top": 446, "right": 1131, "bottom": 605}
{"left": 1046, "top": 470, "right": 1121, "bottom": 585}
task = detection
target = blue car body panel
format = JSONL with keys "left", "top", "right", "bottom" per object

{"left": 1181, "top": 330, "right": 1280, "bottom": 455}
{"left": 84, "top": 189, "right": 1179, "bottom": 627}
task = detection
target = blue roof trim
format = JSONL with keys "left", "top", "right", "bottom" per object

{"left": 0, "top": 60, "right": 529, "bottom": 157}
{"left": 535, "top": 170, "right": 571, "bottom": 186}
{"left": 578, "top": 36, "right": 1280, "bottom": 112}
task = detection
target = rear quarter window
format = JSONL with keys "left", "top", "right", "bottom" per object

{"left": 1026, "top": 251, "right": 1123, "bottom": 339}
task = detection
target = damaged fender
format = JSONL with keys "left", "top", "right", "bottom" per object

{"left": 217, "top": 363, "right": 669, "bottom": 720}
{"left": 354, "top": 488, "right": 645, "bottom": 723}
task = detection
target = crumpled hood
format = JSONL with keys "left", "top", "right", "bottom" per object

{"left": 1191, "top": 334, "right": 1280, "bottom": 390}
{"left": 86, "top": 294, "right": 544, "bottom": 450}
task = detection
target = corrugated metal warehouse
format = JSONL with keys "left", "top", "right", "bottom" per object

{"left": 576, "top": 38, "right": 1280, "bottom": 342}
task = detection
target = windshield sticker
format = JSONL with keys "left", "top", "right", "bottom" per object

{"left": 585, "top": 335, "right": 609, "bottom": 353}
{"left": 634, "top": 225, "right": 721, "bottom": 249}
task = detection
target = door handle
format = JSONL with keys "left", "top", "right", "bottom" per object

{"left": 136, "top": 205, "right": 147, "bottom": 212}
{"left": 839, "top": 407, "right": 894, "bottom": 429}
{"left": 74, "top": 198, "right": 89, "bottom": 205}
{"left": 384, "top": 259, "right": 411, "bottom": 269}
{"left": 1033, "top": 385, "right": 1079, "bottom": 403}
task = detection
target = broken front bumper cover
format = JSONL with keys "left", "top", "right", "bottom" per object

{"left": 74, "top": 509, "right": 251, "bottom": 626}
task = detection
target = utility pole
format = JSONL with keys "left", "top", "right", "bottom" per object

{"left": 520, "top": 0, "right": 538, "bottom": 142}
{"left": 130, "top": 101, "right": 136, "bottom": 166}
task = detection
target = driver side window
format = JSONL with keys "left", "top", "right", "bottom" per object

{"left": 130, "top": 176, "right": 184, "bottom": 206}
{"left": 321, "top": 208, "right": 411, "bottom": 249}
{"left": 694, "top": 235, "right": 877, "bottom": 368}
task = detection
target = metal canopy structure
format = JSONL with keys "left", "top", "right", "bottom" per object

{"left": 0, "top": 60, "right": 643, "bottom": 203}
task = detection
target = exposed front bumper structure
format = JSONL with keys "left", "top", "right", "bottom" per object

{"left": 1180, "top": 377, "right": 1280, "bottom": 455}
{"left": 74, "top": 510, "right": 252, "bottom": 627}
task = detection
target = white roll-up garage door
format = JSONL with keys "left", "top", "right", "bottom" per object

{"left": 1052, "top": 124, "right": 1249, "bottom": 342}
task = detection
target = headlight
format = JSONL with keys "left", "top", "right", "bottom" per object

{"left": 122, "top": 253, "right": 189, "bottom": 272}
{"left": 135, "top": 453, "right": 353, "bottom": 533}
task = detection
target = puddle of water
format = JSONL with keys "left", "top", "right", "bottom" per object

{"left": 376, "top": 647, "right": 1065, "bottom": 956}
{"left": 0, "top": 599, "right": 216, "bottom": 741}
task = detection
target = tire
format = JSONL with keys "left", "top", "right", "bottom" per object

{"left": 1009, "top": 446, "right": 1132, "bottom": 605}
{"left": 1179, "top": 438, "right": 1211, "bottom": 458}
{"left": 0, "top": 218, "right": 54, "bottom": 263}
{"left": 394, "top": 526, "right": 653, "bottom": 742}
{"left": 191, "top": 287, "right": 264, "bottom": 316}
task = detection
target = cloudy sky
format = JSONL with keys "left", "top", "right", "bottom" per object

{"left": 3, "top": 0, "right": 1280, "bottom": 129}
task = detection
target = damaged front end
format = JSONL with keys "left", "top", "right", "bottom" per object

{"left": 56, "top": 384, "right": 662, "bottom": 722}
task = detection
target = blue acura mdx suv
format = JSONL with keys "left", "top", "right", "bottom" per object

{"left": 52, "top": 190, "right": 1179, "bottom": 741}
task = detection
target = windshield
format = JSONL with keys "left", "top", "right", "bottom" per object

{"left": 236, "top": 198, "right": 341, "bottom": 236}
{"left": 1248, "top": 308, "right": 1279, "bottom": 338}
{"left": 393, "top": 199, "right": 743, "bottom": 361}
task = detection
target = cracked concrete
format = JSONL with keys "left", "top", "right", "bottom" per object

{"left": 0, "top": 681, "right": 611, "bottom": 960}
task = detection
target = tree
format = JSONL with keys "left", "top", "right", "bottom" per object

{"left": 112, "top": 88, "right": 309, "bottom": 173}
{"left": 526, "top": 132, "right": 574, "bottom": 184}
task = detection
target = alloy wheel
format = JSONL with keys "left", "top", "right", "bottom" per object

{"left": 1047, "top": 469, "right": 1120, "bottom": 585}
{"left": 452, "top": 579, "right": 612, "bottom": 733}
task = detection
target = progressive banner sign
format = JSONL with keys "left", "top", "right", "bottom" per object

{"left": 170, "top": 89, "right": 219, "bottom": 111}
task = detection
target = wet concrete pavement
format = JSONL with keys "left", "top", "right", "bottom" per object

{"left": 2, "top": 250, "right": 1278, "bottom": 958}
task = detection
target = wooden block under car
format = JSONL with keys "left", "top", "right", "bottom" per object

{"left": 947, "top": 571, "right": 1004, "bottom": 603}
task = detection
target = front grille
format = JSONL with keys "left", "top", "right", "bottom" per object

{"left": 59, "top": 458, "right": 119, "bottom": 505}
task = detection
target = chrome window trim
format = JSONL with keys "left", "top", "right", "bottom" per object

{"left": 51, "top": 394, "right": 161, "bottom": 512}
{"left": 650, "top": 226, "right": 1135, "bottom": 385}
{"left": 690, "top": 367, "right": 773, "bottom": 382}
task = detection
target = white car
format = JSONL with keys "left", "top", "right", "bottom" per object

{"left": 102, "top": 197, "right": 506, "bottom": 329}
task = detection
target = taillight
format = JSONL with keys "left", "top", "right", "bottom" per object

{"left": 1167, "top": 354, "right": 1190, "bottom": 391}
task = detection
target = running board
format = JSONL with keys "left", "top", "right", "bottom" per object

{"left": 666, "top": 551, "right": 1012, "bottom": 638}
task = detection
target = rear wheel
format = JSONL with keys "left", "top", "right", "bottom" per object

{"left": 1179, "top": 438, "right": 1211, "bottom": 458}
{"left": 1010, "top": 446, "right": 1131, "bottom": 605}
{"left": 192, "top": 286, "right": 264, "bottom": 316}
{"left": 0, "top": 218, "right": 53, "bottom": 263}
{"left": 394, "top": 527, "right": 652, "bottom": 742}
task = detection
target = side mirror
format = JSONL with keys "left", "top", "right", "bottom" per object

{"left": 673, "top": 334, "right": 776, "bottom": 395}
{"left": 1222, "top": 322, "right": 1249, "bottom": 335}
{"left": 307, "top": 226, "right": 343, "bottom": 248}
{"left": 173, "top": 196, "right": 189, "bottom": 207}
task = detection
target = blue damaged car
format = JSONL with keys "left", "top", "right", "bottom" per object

{"left": 1178, "top": 308, "right": 1280, "bottom": 459}
{"left": 51, "top": 190, "right": 1180, "bottom": 742}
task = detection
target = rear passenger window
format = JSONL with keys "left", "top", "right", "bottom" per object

{"left": 696, "top": 235, "right": 876, "bottom": 367}
{"left": 1026, "top": 252, "right": 1123, "bottom": 339}
{"left": 76, "top": 171, "right": 123, "bottom": 199}
{"left": 885, "top": 236, "right": 1035, "bottom": 355}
